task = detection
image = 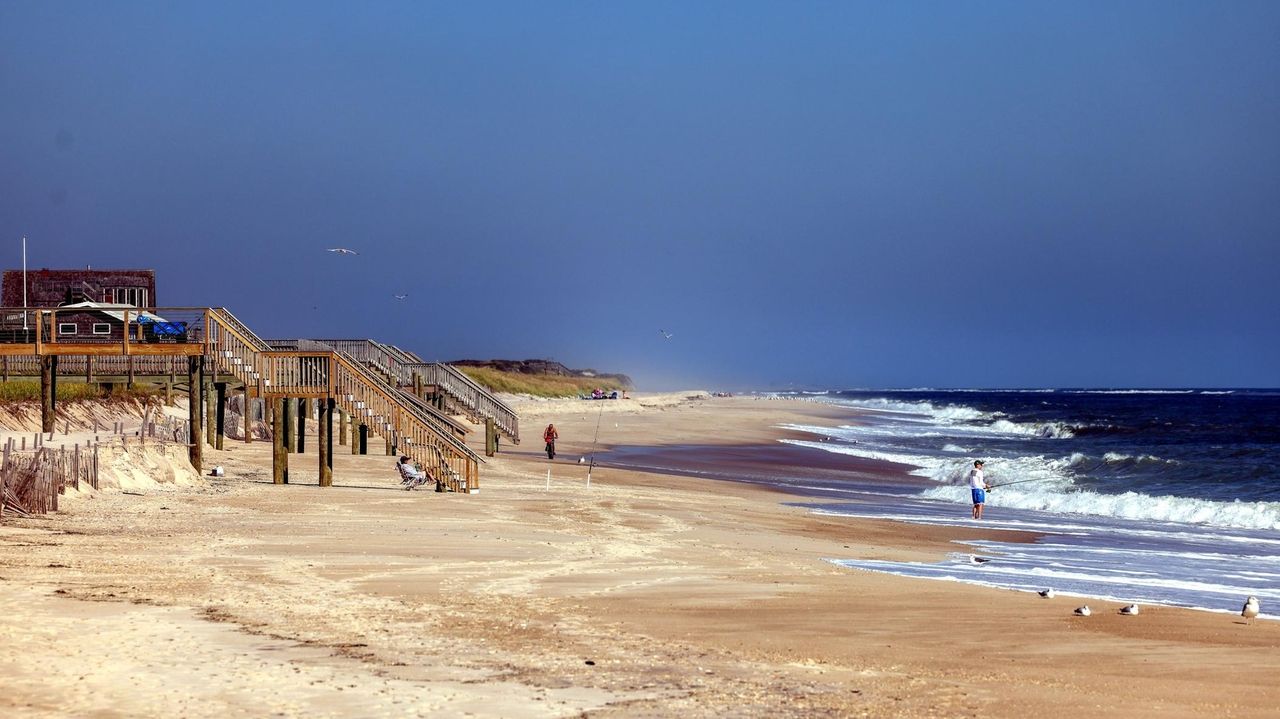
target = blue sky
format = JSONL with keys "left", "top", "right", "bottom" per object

{"left": 2, "top": 2, "right": 1277, "bottom": 389}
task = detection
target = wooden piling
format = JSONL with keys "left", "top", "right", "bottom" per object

{"left": 485, "top": 417, "right": 497, "bottom": 457}
{"left": 215, "top": 382, "right": 227, "bottom": 450}
{"left": 272, "top": 398, "right": 287, "bottom": 484}
{"left": 243, "top": 387, "right": 253, "bottom": 443}
{"left": 165, "top": 381, "right": 174, "bottom": 406}
{"left": 205, "top": 380, "right": 216, "bottom": 448}
{"left": 187, "top": 356, "right": 202, "bottom": 472}
{"left": 337, "top": 408, "right": 347, "bottom": 446}
{"left": 282, "top": 397, "right": 295, "bottom": 452}
{"left": 318, "top": 398, "right": 332, "bottom": 487}
{"left": 40, "top": 356, "right": 57, "bottom": 433}
{"left": 358, "top": 423, "right": 368, "bottom": 455}
{"left": 297, "top": 398, "right": 308, "bottom": 453}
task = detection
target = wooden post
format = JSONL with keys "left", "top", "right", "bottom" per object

{"left": 187, "top": 356, "right": 202, "bottom": 472}
{"left": 485, "top": 417, "right": 497, "bottom": 457}
{"left": 85, "top": 356, "right": 93, "bottom": 383}
{"left": 215, "top": 382, "right": 227, "bottom": 450}
{"left": 384, "top": 429, "right": 392, "bottom": 456}
{"left": 205, "top": 371, "right": 216, "bottom": 447}
{"left": 351, "top": 414, "right": 360, "bottom": 455}
{"left": 243, "top": 387, "right": 253, "bottom": 443}
{"left": 358, "top": 423, "right": 367, "bottom": 455}
{"left": 337, "top": 408, "right": 347, "bottom": 446}
{"left": 40, "top": 356, "right": 56, "bottom": 433}
{"left": 282, "top": 397, "right": 295, "bottom": 453}
{"left": 297, "top": 398, "right": 308, "bottom": 454}
{"left": 127, "top": 356, "right": 135, "bottom": 388}
{"left": 272, "top": 397, "right": 287, "bottom": 484}
{"left": 318, "top": 398, "right": 332, "bottom": 487}
{"left": 165, "top": 381, "right": 174, "bottom": 406}
{"left": 413, "top": 373, "right": 423, "bottom": 399}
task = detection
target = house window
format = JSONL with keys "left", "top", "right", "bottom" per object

{"left": 59, "top": 323, "right": 78, "bottom": 336}
{"left": 104, "top": 287, "right": 149, "bottom": 307}
{"left": 92, "top": 323, "right": 112, "bottom": 335}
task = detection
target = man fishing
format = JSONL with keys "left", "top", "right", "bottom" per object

{"left": 968, "top": 460, "right": 991, "bottom": 520}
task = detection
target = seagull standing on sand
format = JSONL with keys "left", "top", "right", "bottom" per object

{"left": 1241, "top": 596, "right": 1260, "bottom": 624}
{"left": 1038, "top": 589, "right": 1056, "bottom": 599}
{"left": 1119, "top": 604, "right": 1140, "bottom": 616}
{"left": 327, "top": 247, "right": 359, "bottom": 255}
{"left": 1073, "top": 605, "right": 1092, "bottom": 616}
{"left": 968, "top": 555, "right": 991, "bottom": 565}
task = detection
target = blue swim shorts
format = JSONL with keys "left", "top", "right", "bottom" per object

{"left": 971, "top": 488, "right": 986, "bottom": 505}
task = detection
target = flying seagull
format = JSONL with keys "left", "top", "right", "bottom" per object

{"left": 1119, "top": 604, "right": 1140, "bottom": 616}
{"left": 327, "top": 248, "right": 359, "bottom": 255}
{"left": 1242, "top": 596, "right": 1260, "bottom": 625}
{"left": 659, "top": 329, "right": 673, "bottom": 339}
{"left": 1038, "top": 589, "right": 1056, "bottom": 599}
{"left": 1073, "top": 605, "right": 1091, "bottom": 616}
{"left": 393, "top": 293, "right": 408, "bottom": 300}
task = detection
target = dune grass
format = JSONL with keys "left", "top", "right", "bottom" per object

{"left": 458, "top": 367, "right": 628, "bottom": 398}
{"left": 0, "top": 380, "right": 160, "bottom": 403}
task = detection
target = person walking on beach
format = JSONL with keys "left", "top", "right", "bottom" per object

{"left": 543, "top": 423, "right": 559, "bottom": 460}
{"left": 968, "top": 460, "right": 990, "bottom": 519}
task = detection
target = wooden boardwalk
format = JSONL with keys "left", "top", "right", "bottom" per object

{"left": 0, "top": 307, "right": 491, "bottom": 493}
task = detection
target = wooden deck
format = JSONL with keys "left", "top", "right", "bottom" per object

{"left": 0, "top": 307, "right": 490, "bottom": 492}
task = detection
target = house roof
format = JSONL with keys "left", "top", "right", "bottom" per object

{"left": 58, "top": 301, "right": 168, "bottom": 323}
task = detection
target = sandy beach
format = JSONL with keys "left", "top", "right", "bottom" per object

{"left": 1, "top": 393, "right": 1277, "bottom": 718}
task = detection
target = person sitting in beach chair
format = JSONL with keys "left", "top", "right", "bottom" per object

{"left": 396, "top": 455, "right": 429, "bottom": 491}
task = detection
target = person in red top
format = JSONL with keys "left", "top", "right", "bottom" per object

{"left": 543, "top": 423, "right": 559, "bottom": 460}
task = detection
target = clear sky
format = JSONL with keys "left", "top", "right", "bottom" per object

{"left": 2, "top": 2, "right": 1277, "bottom": 389}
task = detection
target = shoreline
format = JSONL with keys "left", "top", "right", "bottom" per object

{"left": 0, "top": 394, "right": 1276, "bottom": 717}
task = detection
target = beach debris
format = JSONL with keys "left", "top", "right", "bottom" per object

{"left": 326, "top": 247, "right": 359, "bottom": 255}
{"left": 1241, "top": 596, "right": 1260, "bottom": 624}
{"left": 1038, "top": 589, "right": 1056, "bottom": 599}
{"left": 1073, "top": 605, "right": 1092, "bottom": 616}
{"left": 584, "top": 660, "right": 596, "bottom": 666}
{"left": 1119, "top": 604, "right": 1140, "bottom": 616}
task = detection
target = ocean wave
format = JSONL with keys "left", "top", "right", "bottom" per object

{"left": 1064, "top": 389, "right": 1197, "bottom": 395}
{"left": 921, "top": 485, "right": 1280, "bottom": 531}
{"left": 827, "top": 397, "right": 1078, "bottom": 440}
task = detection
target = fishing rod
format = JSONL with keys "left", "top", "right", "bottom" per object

{"left": 586, "top": 400, "right": 605, "bottom": 487}
{"left": 987, "top": 476, "right": 1059, "bottom": 489}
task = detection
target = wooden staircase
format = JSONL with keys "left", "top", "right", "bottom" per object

{"left": 205, "top": 310, "right": 482, "bottom": 492}
{"left": 272, "top": 338, "right": 520, "bottom": 445}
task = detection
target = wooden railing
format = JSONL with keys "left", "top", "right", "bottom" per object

{"left": 0, "top": 308, "right": 486, "bottom": 492}
{"left": 213, "top": 316, "right": 481, "bottom": 491}
{"left": 273, "top": 338, "right": 520, "bottom": 444}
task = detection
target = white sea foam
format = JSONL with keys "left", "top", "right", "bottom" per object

{"left": 921, "top": 484, "right": 1280, "bottom": 531}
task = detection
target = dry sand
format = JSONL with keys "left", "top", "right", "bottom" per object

{"left": 1, "top": 394, "right": 1276, "bottom": 717}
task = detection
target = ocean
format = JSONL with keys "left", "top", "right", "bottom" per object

{"left": 777, "top": 389, "right": 1280, "bottom": 618}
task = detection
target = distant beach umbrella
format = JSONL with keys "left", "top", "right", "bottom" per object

{"left": 1241, "top": 596, "right": 1260, "bottom": 624}
{"left": 327, "top": 248, "right": 359, "bottom": 255}
{"left": 1073, "top": 605, "right": 1092, "bottom": 616}
{"left": 1119, "top": 604, "right": 1140, "bottom": 616}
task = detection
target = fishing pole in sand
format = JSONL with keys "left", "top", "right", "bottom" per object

{"left": 586, "top": 399, "right": 605, "bottom": 488}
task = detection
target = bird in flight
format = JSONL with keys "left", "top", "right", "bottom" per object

{"left": 327, "top": 248, "right": 359, "bottom": 255}
{"left": 393, "top": 293, "right": 408, "bottom": 300}
{"left": 659, "top": 329, "right": 674, "bottom": 339}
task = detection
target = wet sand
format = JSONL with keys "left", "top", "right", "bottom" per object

{"left": 0, "top": 394, "right": 1276, "bottom": 717}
